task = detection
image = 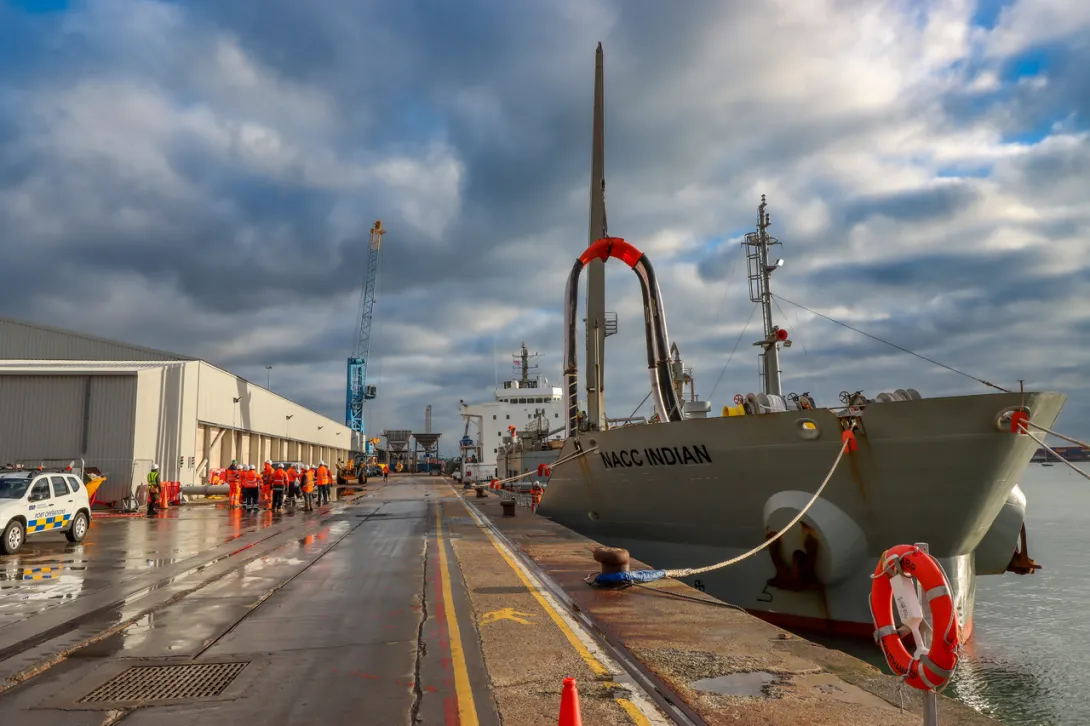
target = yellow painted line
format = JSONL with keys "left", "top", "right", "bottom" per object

{"left": 435, "top": 500, "right": 480, "bottom": 726}
{"left": 460, "top": 497, "right": 609, "bottom": 676}
{"left": 617, "top": 697, "right": 653, "bottom": 725}
{"left": 446, "top": 491, "right": 654, "bottom": 724}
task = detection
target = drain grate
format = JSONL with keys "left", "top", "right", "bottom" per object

{"left": 77, "top": 662, "right": 249, "bottom": 704}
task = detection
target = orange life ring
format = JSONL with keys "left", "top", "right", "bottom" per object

{"left": 869, "top": 544, "right": 961, "bottom": 691}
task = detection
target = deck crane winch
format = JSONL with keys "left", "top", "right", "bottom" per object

{"left": 345, "top": 220, "right": 386, "bottom": 453}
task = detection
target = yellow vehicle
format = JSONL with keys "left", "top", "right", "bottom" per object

{"left": 83, "top": 467, "right": 107, "bottom": 505}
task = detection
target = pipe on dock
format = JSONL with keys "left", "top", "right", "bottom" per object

{"left": 182, "top": 485, "right": 229, "bottom": 496}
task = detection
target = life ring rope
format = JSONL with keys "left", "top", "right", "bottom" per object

{"left": 869, "top": 544, "right": 961, "bottom": 692}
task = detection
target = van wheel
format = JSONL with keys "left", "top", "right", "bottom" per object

{"left": 2, "top": 520, "right": 25, "bottom": 555}
{"left": 66, "top": 512, "right": 89, "bottom": 543}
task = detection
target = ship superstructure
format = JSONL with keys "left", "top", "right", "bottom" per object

{"left": 456, "top": 343, "right": 566, "bottom": 483}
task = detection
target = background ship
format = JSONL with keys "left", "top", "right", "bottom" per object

{"left": 456, "top": 343, "right": 567, "bottom": 485}
{"left": 536, "top": 43, "right": 1065, "bottom": 638}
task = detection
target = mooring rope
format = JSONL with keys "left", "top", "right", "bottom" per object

{"left": 1023, "top": 421, "right": 1090, "bottom": 450}
{"left": 587, "top": 435, "right": 851, "bottom": 586}
{"left": 483, "top": 446, "right": 601, "bottom": 487}
{"left": 663, "top": 436, "right": 851, "bottom": 577}
{"left": 1019, "top": 424, "right": 1090, "bottom": 483}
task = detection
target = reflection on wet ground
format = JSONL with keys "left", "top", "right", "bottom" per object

{"left": 0, "top": 505, "right": 320, "bottom": 628}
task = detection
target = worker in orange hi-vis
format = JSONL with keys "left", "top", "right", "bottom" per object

{"left": 225, "top": 466, "right": 241, "bottom": 508}
{"left": 530, "top": 481, "right": 543, "bottom": 512}
{"left": 287, "top": 463, "right": 299, "bottom": 494}
{"left": 240, "top": 465, "right": 259, "bottom": 511}
{"left": 271, "top": 463, "right": 289, "bottom": 512}
{"left": 260, "top": 463, "right": 273, "bottom": 511}
{"left": 300, "top": 464, "right": 316, "bottom": 511}
{"left": 315, "top": 460, "right": 332, "bottom": 507}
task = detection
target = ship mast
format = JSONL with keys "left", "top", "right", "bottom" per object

{"left": 743, "top": 195, "right": 787, "bottom": 396}
{"left": 515, "top": 341, "right": 540, "bottom": 386}
{"left": 585, "top": 42, "right": 608, "bottom": 431}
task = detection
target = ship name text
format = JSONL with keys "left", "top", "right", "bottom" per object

{"left": 600, "top": 445, "right": 712, "bottom": 469}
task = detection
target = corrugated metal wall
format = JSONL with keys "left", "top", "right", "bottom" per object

{"left": 87, "top": 377, "right": 139, "bottom": 501}
{"left": 0, "top": 375, "right": 138, "bottom": 500}
{"left": 0, "top": 317, "right": 191, "bottom": 362}
{"left": 0, "top": 376, "right": 84, "bottom": 460}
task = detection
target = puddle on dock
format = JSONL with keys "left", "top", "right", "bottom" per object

{"left": 691, "top": 671, "right": 777, "bottom": 697}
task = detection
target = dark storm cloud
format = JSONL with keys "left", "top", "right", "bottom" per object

{"left": 839, "top": 184, "right": 981, "bottom": 227}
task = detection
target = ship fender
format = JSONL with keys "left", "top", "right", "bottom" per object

{"left": 974, "top": 484, "right": 1027, "bottom": 575}
{"left": 762, "top": 491, "right": 868, "bottom": 587}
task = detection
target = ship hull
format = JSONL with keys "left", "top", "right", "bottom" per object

{"left": 537, "top": 391, "right": 1065, "bottom": 636}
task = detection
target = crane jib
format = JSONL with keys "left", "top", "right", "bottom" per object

{"left": 345, "top": 220, "right": 386, "bottom": 434}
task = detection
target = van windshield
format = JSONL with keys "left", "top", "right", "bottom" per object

{"left": 0, "top": 476, "right": 31, "bottom": 499}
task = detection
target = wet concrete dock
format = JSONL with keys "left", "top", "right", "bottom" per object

{"left": 0, "top": 476, "right": 1000, "bottom": 724}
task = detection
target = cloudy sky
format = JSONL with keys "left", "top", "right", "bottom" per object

{"left": 2, "top": 0, "right": 1088, "bottom": 453}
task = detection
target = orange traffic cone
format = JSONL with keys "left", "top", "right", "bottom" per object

{"left": 558, "top": 677, "right": 582, "bottom": 726}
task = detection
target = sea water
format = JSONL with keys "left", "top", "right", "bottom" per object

{"left": 949, "top": 464, "right": 1090, "bottom": 726}
{"left": 814, "top": 465, "right": 1088, "bottom": 726}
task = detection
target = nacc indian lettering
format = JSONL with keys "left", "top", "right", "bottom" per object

{"left": 599, "top": 444, "right": 712, "bottom": 469}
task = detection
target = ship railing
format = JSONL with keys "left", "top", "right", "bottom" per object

{"left": 606, "top": 416, "right": 648, "bottom": 427}
{"left": 497, "top": 488, "right": 534, "bottom": 508}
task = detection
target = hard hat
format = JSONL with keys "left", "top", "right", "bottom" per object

{"left": 249, "top": 464, "right": 256, "bottom": 471}
{"left": 319, "top": 460, "right": 325, "bottom": 466}
{"left": 265, "top": 459, "right": 271, "bottom": 465}
{"left": 276, "top": 463, "right": 284, "bottom": 469}
{"left": 151, "top": 464, "right": 159, "bottom": 470}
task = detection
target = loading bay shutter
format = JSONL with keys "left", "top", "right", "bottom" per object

{"left": 0, "top": 375, "right": 137, "bottom": 498}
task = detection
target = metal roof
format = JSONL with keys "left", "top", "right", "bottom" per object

{"left": 0, "top": 315, "right": 194, "bottom": 363}
{"left": 0, "top": 360, "right": 182, "bottom": 374}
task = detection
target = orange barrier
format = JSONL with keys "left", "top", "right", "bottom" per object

{"left": 156, "top": 482, "right": 182, "bottom": 507}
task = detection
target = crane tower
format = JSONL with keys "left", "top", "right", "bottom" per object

{"left": 346, "top": 220, "right": 385, "bottom": 450}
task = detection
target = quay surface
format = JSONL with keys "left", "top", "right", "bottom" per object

{"left": 0, "top": 475, "right": 997, "bottom": 724}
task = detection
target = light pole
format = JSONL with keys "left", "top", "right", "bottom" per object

{"left": 285, "top": 415, "right": 294, "bottom": 460}
{"left": 265, "top": 365, "right": 273, "bottom": 390}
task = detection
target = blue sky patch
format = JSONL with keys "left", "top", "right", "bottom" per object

{"left": 7, "top": 0, "right": 69, "bottom": 13}
{"left": 970, "top": 0, "right": 1015, "bottom": 30}
{"left": 936, "top": 164, "right": 992, "bottom": 179}
{"left": 1001, "top": 48, "right": 1053, "bottom": 82}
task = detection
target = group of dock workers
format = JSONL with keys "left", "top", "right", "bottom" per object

{"left": 228, "top": 461, "right": 334, "bottom": 512}
{"left": 145, "top": 460, "right": 335, "bottom": 515}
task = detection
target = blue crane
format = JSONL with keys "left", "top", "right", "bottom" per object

{"left": 345, "top": 220, "right": 385, "bottom": 451}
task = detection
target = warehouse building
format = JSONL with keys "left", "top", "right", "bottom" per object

{"left": 0, "top": 316, "right": 358, "bottom": 504}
